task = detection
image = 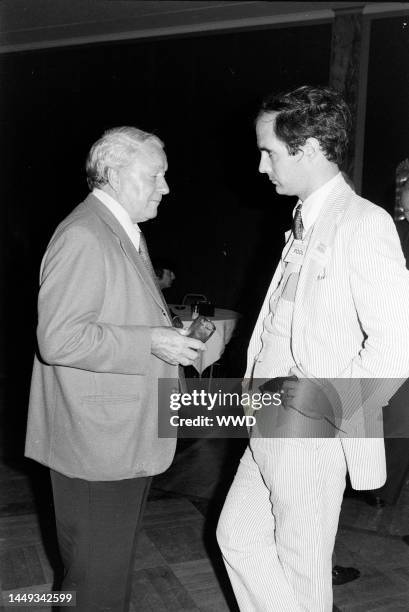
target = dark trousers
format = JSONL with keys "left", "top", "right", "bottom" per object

{"left": 50, "top": 470, "right": 152, "bottom": 612}
{"left": 376, "top": 437, "right": 409, "bottom": 504}
{"left": 375, "top": 380, "right": 409, "bottom": 504}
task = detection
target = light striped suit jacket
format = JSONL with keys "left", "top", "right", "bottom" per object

{"left": 245, "top": 177, "right": 409, "bottom": 489}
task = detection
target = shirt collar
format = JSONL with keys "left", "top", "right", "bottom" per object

{"left": 294, "top": 172, "right": 343, "bottom": 233}
{"left": 92, "top": 188, "right": 141, "bottom": 250}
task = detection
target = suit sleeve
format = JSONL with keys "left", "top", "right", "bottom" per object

{"left": 37, "top": 224, "right": 152, "bottom": 375}
{"left": 332, "top": 207, "right": 409, "bottom": 425}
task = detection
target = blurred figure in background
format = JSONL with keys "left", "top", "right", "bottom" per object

{"left": 153, "top": 258, "right": 183, "bottom": 327}
{"left": 153, "top": 258, "right": 176, "bottom": 291}
{"left": 396, "top": 178, "right": 409, "bottom": 265}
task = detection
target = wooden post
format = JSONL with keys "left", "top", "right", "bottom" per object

{"left": 329, "top": 6, "right": 370, "bottom": 194}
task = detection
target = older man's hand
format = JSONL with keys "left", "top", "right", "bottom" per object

{"left": 151, "top": 327, "right": 205, "bottom": 366}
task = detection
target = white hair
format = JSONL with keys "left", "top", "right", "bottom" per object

{"left": 86, "top": 126, "right": 164, "bottom": 189}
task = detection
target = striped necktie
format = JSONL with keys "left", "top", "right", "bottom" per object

{"left": 138, "top": 231, "right": 187, "bottom": 392}
{"left": 293, "top": 203, "right": 304, "bottom": 240}
{"left": 138, "top": 232, "right": 171, "bottom": 318}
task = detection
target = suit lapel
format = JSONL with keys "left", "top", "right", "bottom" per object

{"left": 84, "top": 195, "right": 171, "bottom": 320}
{"left": 291, "top": 182, "right": 354, "bottom": 360}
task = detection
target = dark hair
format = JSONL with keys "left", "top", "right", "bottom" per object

{"left": 258, "top": 85, "right": 351, "bottom": 166}
{"left": 152, "top": 258, "right": 175, "bottom": 279}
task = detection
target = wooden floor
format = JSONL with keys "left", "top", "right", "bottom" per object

{"left": 1, "top": 438, "right": 409, "bottom": 611}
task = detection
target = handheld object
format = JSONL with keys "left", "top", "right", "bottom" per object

{"left": 187, "top": 315, "right": 216, "bottom": 342}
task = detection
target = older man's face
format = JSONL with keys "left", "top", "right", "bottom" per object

{"left": 116, "top": 142, "right": 169, "bottom": 223}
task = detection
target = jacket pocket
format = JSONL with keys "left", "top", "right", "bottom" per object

{"left": 72, "top": 394, "right": 141, "bottom": 476}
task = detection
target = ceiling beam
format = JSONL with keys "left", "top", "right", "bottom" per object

{"left": 0, "top": 2, "right": 407, "bottom": 54}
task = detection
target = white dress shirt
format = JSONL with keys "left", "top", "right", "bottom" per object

{"left": 294, "top": 171, "right": 342, "bottom": 237}
{"left": 253, "top": 172, "right": 344, "bottom": 378}
{"left": 93, "top": 188, "right": 141, "bottom": 252}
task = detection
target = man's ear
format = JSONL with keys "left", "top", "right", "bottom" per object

{"left": 302, "top": 137, "right": 321, "bottom": 160}
{"left": 107, "top": 167, "right": 119, "bottom": 190}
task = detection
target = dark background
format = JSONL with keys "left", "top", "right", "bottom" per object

{"left": 363, "top": 17, "right": 409, "bottom": 208}
{"left": 1, "top": 16, "right": 408, "bottom": 456}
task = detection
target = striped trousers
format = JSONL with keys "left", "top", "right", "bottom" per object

{"left": 216, "top": 438, "right": 347, "bottom": 611}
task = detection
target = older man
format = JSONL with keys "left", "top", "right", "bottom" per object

{"left": 25, "top": 127, "right": 204, "bottom": 611}
{"left": 217, "top": 86, "right": 409, "bottom": 611}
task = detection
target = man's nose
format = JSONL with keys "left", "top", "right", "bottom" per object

{"left": 159, "top": 176, "right": 169, "bottom": 194}
{"left": 258, "top": 153, "right": 270, "bottom": 174}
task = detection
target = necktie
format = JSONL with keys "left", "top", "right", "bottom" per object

{"left": 293, "top": 203, "right": 304, "bottom": 240}
{"left": 138, "top": 231, "right": 171, "bottom": 318}
{"left": 139, "top": 231, "right": 187, "bottom": 392}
